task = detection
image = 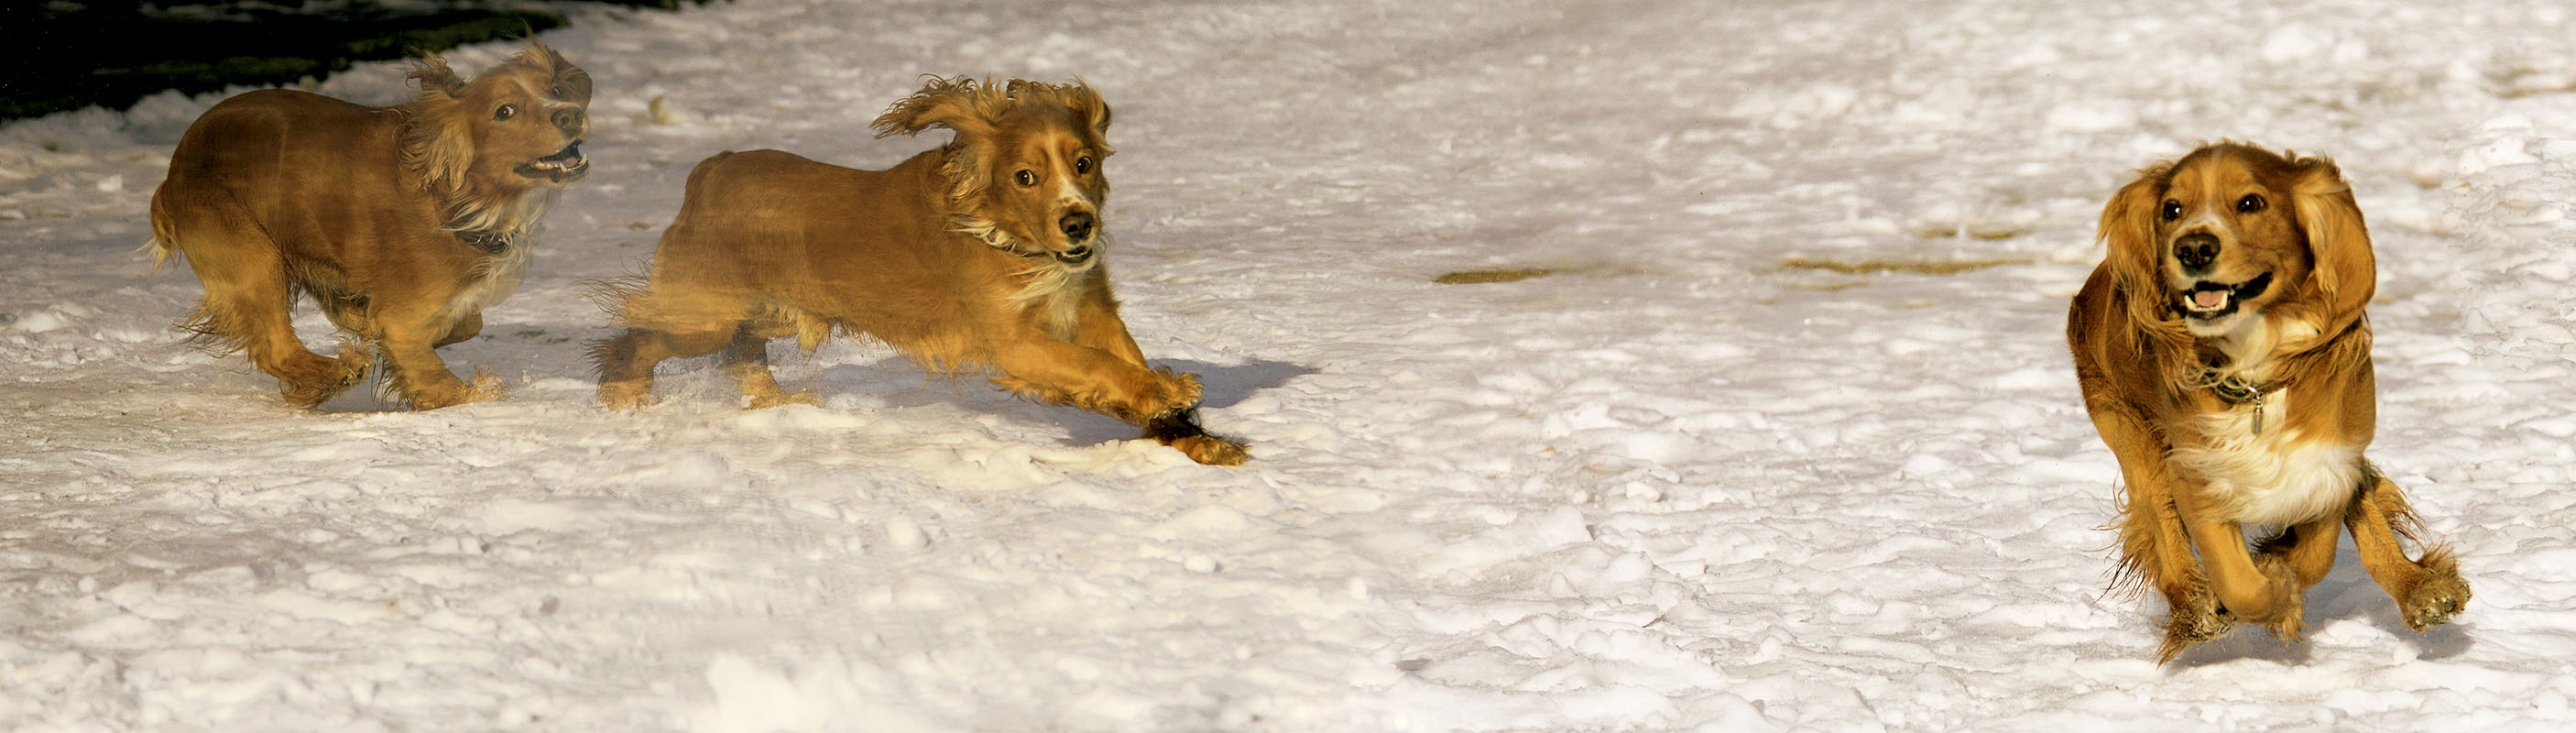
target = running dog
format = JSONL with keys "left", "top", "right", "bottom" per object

{"left": 2068, "top": 142, "right": 2468, "bottom": 662}
{"left": 590, "top": 77, "right": 1245, "bottom": 465}
{"left": 149, "top": 40, "right": 591, "bottom": 409}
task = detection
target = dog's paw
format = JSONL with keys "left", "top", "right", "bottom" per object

{"left": 278, "top": 350, "right": 372, "bottom": 409}
{"left": 2252, "top": 553, "right": 2308, "bottom": 643}
{"left": 2156, "top": 613, "right": 2239, "bottom": 664}
{"left": 2402, "top": 549, "right": 2471, "bottom": 631}
{"left": 597, "top": 379, "right": 659, "bottom": 410}
{"left": 2155, "top": 585, "right": 2238, "bottom": 664}
{"left": 1170, "top": 434, "right": 1250, "bottom": 466}
{"left": 1141, "top": 409, "right": 1249, "bottom": 465}
{"left": 2156, "top": 607, "right": 2239, "bottom": 664}
{"left": 410, "top": 369, "right": 501, "bottom": 410}
{"left": 1144, "top": 370, "right": 1205, "bottom": 419}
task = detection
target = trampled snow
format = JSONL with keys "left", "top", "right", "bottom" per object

{"left": 6, "top": 0, "right": 2576, "bottom": 730}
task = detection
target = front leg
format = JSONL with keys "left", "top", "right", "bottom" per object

{"left": 1070, "top": 287, "right": 1152, "bottom": 368}
{"left": 1070, "top": 291, "right": 1247, "bottom": 465}
{"left": 2085, "top": 403, "right": 2232, "bottom": 662}
{"left": 380, "top": 313, "right": 497, "bottom": 410}
{"left": 2173, "top": 485, "right": 2304, "bottom": 642}
{"left": 989, "top": 334, "right": 1199, "bottom": 424}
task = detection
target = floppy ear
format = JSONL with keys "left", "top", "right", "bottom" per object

{"left": 2291, "top": 155, "right": 2374, "bottom": 330}
{"left": 873, "top": 77, "right": 1003, "bottom": 206}
{"left": 406, "top": 54, "right": 467, "bottom": 98}
{"left": 870, "top": 76, "right": 999, "bottom": 140}
{"left": 399, "top": 55, "right": 474, "bottom": 196}
{"left": 1006, "top": 79, "right": 1111, "bottom": 137}
{"left": 1064, "top": 81, "right": 1111, "bottom": 137}
{"left": 516, "top": 38, "right": 593, "bottom": 104}
{"left": 2097, "top": 164, "right": 2171, "bottom": 319}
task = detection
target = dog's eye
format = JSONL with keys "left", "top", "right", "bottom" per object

{"left": 550, "top": 85, "right": 569, "bottom": 99}
{"left": 1075, "top": 156, "right": 1094, "bottom": 175}
{"left": 494, "top": 104, "right": 517, "bottom": 121}
{"left": 2236, "top": 194, "right": 2266, "bottom": 213}
{"left": 1015, "top": 170, "right": 1037, "bottom": 187}
{"left": 2159, "top": 200, "right": 2181, "bottom": 222}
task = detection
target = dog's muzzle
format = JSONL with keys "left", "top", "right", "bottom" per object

{"left": 1059, "top": 211, "right": 1096, "bottom": 245}
{"left": 2172, "top": 232, "right": 2220, "bottom": 274}
{"left": 1052, "top": 244, "right": 1094, "bottom": 266}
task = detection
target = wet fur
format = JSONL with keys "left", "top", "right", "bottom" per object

{"left": 2067, "top": 142, "right": 2468, "bottom": 662}
{"left": 588, "top": 77, "right": 1247, "bottom": 465}
{"left": 147, "top": 40, "right": 592, "bottom": 409}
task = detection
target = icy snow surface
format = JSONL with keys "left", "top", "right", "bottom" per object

{"left": 6, "top": 0, "right": 2576, "bottom": 730}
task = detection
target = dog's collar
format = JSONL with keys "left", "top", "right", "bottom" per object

{"left": 2196, "top": 370, "right": 2283, "bottom": 435}
{"left": 2202, "top": 373, "right": 2280, "bottom": 406}
{"left": 455, "top": 229, "right": 516, "bottom": 254}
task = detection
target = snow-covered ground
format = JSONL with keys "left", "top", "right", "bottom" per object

{"left": 7, "top": 0, "right": 2576, "bottom": 729}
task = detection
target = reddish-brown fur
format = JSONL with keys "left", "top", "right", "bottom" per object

{"left": 148, "top": 40, "right": 592, "bottom": 409}
{"left": 2068, "top": 142, "right": 2467, "bottom": 662}
{"left": 589, "top": 77, "right": 1246, "bottom": 465}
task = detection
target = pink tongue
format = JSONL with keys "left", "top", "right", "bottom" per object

{"left": 2192, "top": 290, "right": 2227, "bottom": 309}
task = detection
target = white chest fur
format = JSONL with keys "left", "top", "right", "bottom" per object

{"left": 1009, "top": 258, "right": 1086, "bottom": 342}
{"left": 2171, "top": 386, "right": 2362, "bottom": 526}
{"left": 440, "top": 188, "right": 552, "bottom": 322}
{"left": 445, "top": 240, "right": 533, "bottom": 320}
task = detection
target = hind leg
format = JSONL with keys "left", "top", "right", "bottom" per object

{"left": 592, "top": 325, "right": 733, "bottom": 410}
{"left": 172, "top": 229, "right": 366, "bottom": 408}
{"left": 2349, "top": 470, "right": 2469, "bottom": 631}
{"left": 721, "top": 324, "right": 816, "bottom": 409}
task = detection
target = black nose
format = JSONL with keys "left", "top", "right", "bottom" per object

{"left": 551, "top": 107, "right": 586, "bottom": 135}
{"left": 2173, "top": 233, "right": 2220, "bottom": 272}
{"left": 1059, "top": 211, "right": 1095, "bottom": 243}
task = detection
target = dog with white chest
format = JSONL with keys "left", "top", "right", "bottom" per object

{"left": 2067, "top": 142, "right": 2468, "bottom": 662}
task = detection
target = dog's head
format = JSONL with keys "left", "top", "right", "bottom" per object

{"left": 872, "top": 77, "right": 1114, "bottom": 268}
{"left": 400, "top": 39, "right": 593, "bottom": 227}
{"left": 2099, "top": 142, "right": 2373, "bottom": 340}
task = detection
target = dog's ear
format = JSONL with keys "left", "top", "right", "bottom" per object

{"left": 407, "top": 54, "right": 468, "bottom": 99}
{"left": 1010, "top": 79, "right": 1109, "bottom": 136}
{"left": 515, "top": 38, "right": 592, "bottom": 105}
{"left": 2291, "top": 154, "right": 2375, "bottom": 330}
{"left": 2098, "top": 162, "right": 2171, "bottom": 316}
{"left": 400, "top": 55, "right": 475, "bottom": 197}
{"left": 876, "top": 78, "right": 1003, "bottom": 207}
{"left": 1066, "top": 82, "right": 1110, "bottom": 137}
{"left": 871, "top": 77, "right": 999, "bottom": 140}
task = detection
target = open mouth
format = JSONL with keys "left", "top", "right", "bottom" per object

{"left": 516, "top": 141, "right": 587, "bottom": 182}
{"left": 2178, "top": 271, "right": 2273, "bottom": 320}
{"left": 1051, "top": 244, "right": 1096, "bottom": 266}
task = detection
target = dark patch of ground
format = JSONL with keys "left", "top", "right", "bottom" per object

{"left": 0, "top": 1, "right": 704, "bottom": 121}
